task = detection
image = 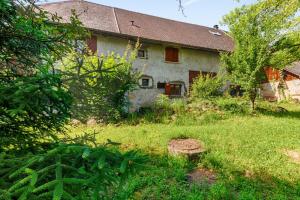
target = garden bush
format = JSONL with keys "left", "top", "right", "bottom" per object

{"left": 60, "top": 46, "right": 140, "bottom": 123}
{"left": 190, "top": 74, "right": 224, "bottom": 99}
{"left": 154, "top": 94, "right": 187, "bottom": 115}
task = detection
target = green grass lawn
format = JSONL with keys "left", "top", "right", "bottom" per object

{"left": 67, "top": 103, "right": 300, "bottom": 199}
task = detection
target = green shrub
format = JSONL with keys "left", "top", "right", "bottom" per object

{"left": 0, "top": 73, "right": 72, "bottom": 150}
{"left": 213, "top": 97, "right": 249, "bottom": 114}
{"left": 154, "top": 94, "right": 172, "bottom": 111}
{"left": 170, "top": 99, "right": 187, "bottom": 115}
{"left": 60, "top": 48, "right": 140, "bottom": 123}
{"left": 190, "top": 74, "right": 224, "bottom": 99}
{"left": 154, "top": 94, "right": 187, "bottom": 115}
{"left": 0, "top": 0, "right": 86, "bottom": 149}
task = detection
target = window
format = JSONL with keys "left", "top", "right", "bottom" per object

{"left": 139, "top": 75, "right": 153, "bottom": 88}
{"left": 141, "top": 79, "right": 149, "bottom": 87}
{"left": 86, "top": 35, "right": 97, "bottom": 53}
{"left": 209, "top": 30, "right": 222, "bottom": 36}
{"left": 157, "top": 82, "right": 166, "bottom": 89}
{"left": 165, "top": 47, "right": 179, "bottom": 62}
{"left": 165, "top": 83, "right": 182, "bottom": 96}
{"left": 170, "top": 84, "right": 182, "bottom": 96}
{"left": 137, "top": 49, "right": 148, "bottom": 59}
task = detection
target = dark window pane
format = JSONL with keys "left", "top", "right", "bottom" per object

{"left": 170, "top": 84, "right": 181, "bottom": 96}
{"left": 86, "top": 35, "right": 97, "bottom": 53}
{"left": 142, "top": 79, "right": 149, "bottom": 87}
{"left": 157, "top": 82, "right": 166, "bottom": 89}
{"left": 138, "top": 49, "right": 147, "bottom": 58}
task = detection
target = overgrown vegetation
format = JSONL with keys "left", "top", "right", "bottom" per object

{"left": 0, "top": 0, "right": 86, "bottom": 149}
{"left": 0, "top": 1, "right": 144, "bottom": 199}
{"left": 190, "top": 74, "right": 224, "bottom": 99}
{"left": 0, "top": 139, "right": 146, "bottom": 200}
{"left": 68, "top": 102, "right": 300, "bottom": 199}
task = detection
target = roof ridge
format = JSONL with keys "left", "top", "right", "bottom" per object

{"left": 40, "top": 0, "right": 223, "bottom": 31}
{"left": 114, "top": 7, "right": 222, "bottom": 31}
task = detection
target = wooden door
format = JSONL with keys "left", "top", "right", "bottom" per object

{"left": 189, "top": 70, "right": 200, "bottom": 87}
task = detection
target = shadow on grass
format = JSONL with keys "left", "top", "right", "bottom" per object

{"left": 114, "top": 152, "right": 300, "bottom": 200}
{"left": 257, "top": 107, "right": 300, "bottom": 119}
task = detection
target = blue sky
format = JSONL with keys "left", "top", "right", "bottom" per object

{"left": 47, "top": 0, "right": 257, "bottom": 29}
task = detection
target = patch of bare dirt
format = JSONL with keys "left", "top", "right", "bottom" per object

{"left": 283, "top": 150, "right": 300, "bottom": 164}
{"left": 187, "top": 168, "right": 217, "bottom": 185}
{"left": 245, "top": 170, "right": 255, "bottom": 178}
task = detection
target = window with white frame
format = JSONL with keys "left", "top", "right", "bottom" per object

{"left": 137, "top": 49, "right": 148, "bottom": 59}
{"left": 139, "top": 75, "right": 153, "bottom": 88}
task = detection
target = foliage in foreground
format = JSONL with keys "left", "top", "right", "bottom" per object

{"left": 0, "top": 0, "right": 87, "bottom": 149}
{"left": 0, "top": 72, "right": 72, "bottom": 150}
{"left": 0, "top": 141, "right": 146, "bottom": 200}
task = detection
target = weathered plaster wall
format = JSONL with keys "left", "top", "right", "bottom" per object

{"left": 96, "top": 34, "right": 221, "bottom": 110}
{"left": 261, "top": 80, "right": 300, "bottom": 101}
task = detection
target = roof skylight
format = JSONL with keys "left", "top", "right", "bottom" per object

{"left": 209, "top": 30, "right": 222, "bottom": 36}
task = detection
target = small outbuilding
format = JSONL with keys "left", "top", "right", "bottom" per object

{"left": 262, "top": 62, "right": 300, "bottom": 101}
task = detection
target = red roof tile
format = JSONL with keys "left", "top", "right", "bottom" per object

{"left": 285, "top": 62, "right": 300, "bottom": 77}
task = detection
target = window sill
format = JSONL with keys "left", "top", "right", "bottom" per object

{"left": 139, "top": 86, "right": 154, "bottom": 89}
{"left": 164, "top": 61, "right": 180, "bottom": 64}
{"left": 169, "top": 95, "right": 183, "bottom": 98}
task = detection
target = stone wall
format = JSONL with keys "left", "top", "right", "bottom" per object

{"left": 96, "top": 34, "right": 222, "bottom": 110}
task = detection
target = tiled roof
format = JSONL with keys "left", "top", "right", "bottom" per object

{"left": 40, "top": 0, "right": 234, "bottom": 52}
{"left": 285, "top": 62, "right": 300, "bottom": 77}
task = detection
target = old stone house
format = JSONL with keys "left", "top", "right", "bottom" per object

{"left": 41, "top": 0, "right": 234, "bottom": 110}
{"left": 262, "top": 62, "right": 300, "bottom": 101}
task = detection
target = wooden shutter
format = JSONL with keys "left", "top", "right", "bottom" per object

{"left": 165, "top": 83, "right": 171, "bottom": 95}
{"left": 86, "top": 35, "right": 97, "bottom": 53}
{"left": 165, "top": 47, "right": 179, "bottom": 62}
{"left": 264, "top": 67, "right": 280, "bottom": 82}
{"left": 189, "top": 70, "right": 200, "bottom": 86}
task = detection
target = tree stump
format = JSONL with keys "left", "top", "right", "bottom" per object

{"left": 168, "top": 139, "right": 205, "bottom": 158}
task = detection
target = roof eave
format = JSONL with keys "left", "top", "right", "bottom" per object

{"left": 89, "top": 28, "right": 232, "bottom": 53}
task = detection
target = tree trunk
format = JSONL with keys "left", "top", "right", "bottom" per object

{"left": 277, "top": 69, "right": 288, "bottom": 101}
{"left": 249, "top": 88, "right": 257, "bottom": 111}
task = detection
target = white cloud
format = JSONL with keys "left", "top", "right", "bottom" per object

{"left": 183, "top": 0, "right": 201, "bottom": 7}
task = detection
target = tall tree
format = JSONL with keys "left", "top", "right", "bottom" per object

{"left": 0, "top": 0, "right": 87, "bottom": 149}
{"left": 221, "top": 0, "right": 300, "bottom": 109}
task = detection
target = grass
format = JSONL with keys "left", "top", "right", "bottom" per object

{"left": 66, "top": 101, "right": 300, "bottom": 199}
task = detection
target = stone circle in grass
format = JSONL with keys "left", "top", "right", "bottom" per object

{"left": 168, "top": 139, "right": 205, "bottom": 157}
